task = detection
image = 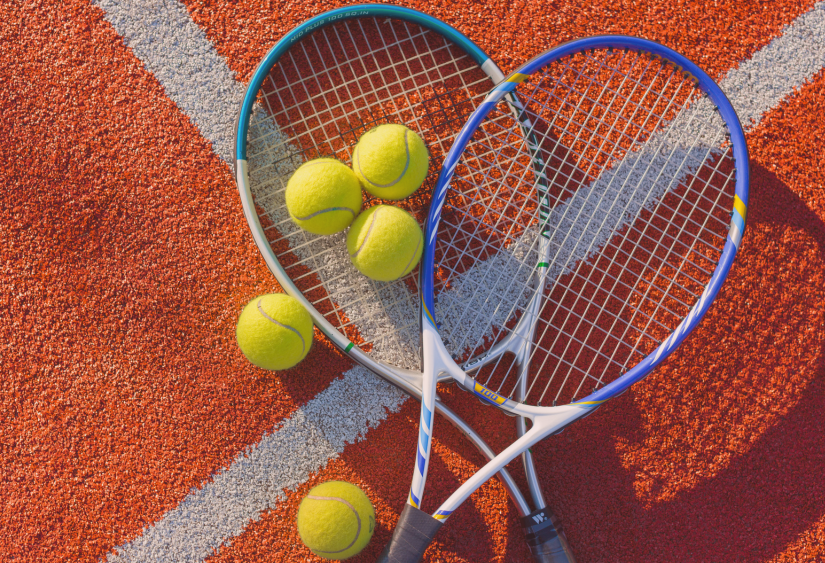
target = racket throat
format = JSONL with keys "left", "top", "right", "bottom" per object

{"left": 463, "top": 279, "right": 545, "bottom": 375}
{"left": 422, "top": 318, "right": 471, "bottom": 386}
{"left": 436, "top": 405, "right": 591, "bottom": 515}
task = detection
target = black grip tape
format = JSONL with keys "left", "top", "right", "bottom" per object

{"left": 521, "top": 507, "right": 577, "bottom": 563}
{"left": 376, "top": 504, "right": 443, "bottom": 563}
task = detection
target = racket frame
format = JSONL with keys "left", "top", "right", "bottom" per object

{"left": 409, "top": 35, "right": 749, "bottom": 520}
{"left": 235, "top": 4, "right": 500, "bottom": 378}
{"left": 235, "top": 4, "right": 502, "bottom": 163}
{"left": 232, "top": 3, "right": 570, "bottom": 541}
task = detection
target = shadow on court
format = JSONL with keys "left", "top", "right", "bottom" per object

{"left": 351, "top": 161, "right": 825, "bottom": 563}
{"left": 528, "top": 162, "right": 825, "bottom": 563}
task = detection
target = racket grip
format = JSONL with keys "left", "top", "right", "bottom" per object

{"left": 522, "top": 507, "right": 577, "bottom": 563}
{"left": 376, "top": 504, "right": 442, "bottom": 563}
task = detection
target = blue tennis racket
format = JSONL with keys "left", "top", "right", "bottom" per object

{"left": 233, "top": 5, "right": 575, "bottom": 561}
{"left": 378, "top": 36, "right": 749, "bottom": 562}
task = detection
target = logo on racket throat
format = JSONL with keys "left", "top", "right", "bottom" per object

{"left": 473, "top": 382, "right": 509, "bottom": 406}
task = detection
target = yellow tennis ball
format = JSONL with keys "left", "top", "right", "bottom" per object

{"left": 297, "top": 481, "right": 376, "bottom": 560}
{"left": 346, "top": 205, "right": 423, "bottom": 282}
{"left": 235, "top": 294, "right": 313, "bottom": 371}
{"left": 285, "top": 158, "right": 363, "bottom": 235}
{"left": 352, "top": 124, "right": 429, "bottom": 200}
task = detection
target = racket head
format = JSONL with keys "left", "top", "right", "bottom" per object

{"left": 422, "top": 35, "right": 749, "bottom": 411}
{"left": 234, "top": 5, "right": 504, "bottom": 374}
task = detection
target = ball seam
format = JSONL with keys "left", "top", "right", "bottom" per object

{"left": 402, "top": 230, "right": 422, "bottom": 276}
{"left": 256, "top": 299, "right": 306, "bottom": 354}
{"left": 349, "top": 207, "right": 379, "bottom": 258}
{"left": 304, "top": 495, "right": 362, "bottom": 554}
{"left": 293, "top": 206, "right": 357, "bottom": 221}
{"left": 355, "top": 129, "right": 411, "bottom": 188}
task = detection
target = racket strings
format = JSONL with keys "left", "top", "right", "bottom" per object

{"left": 437, "top": 106, "right": 561, "bottom": 275}
{"left": 434, "top": 115, "right": 546, "bottom": 349}
{"left": 433, "top": 116, "right": 541, "bottom": 307}
{"left": 245, "top": 16, "right": 493, "bottom": 369}
{"left": 436, "top": 51, "right": 675, "bottom": 312}
{"left": 528, "top": 97, "right": 733, "bottom": 404}
{"left": 535, "top": 122, "right": 733, "bottom": 403}
{"left": 535, "top": 150, "right": 730, "bottom": 314}
{"left": 260, "top": 31, "right": 478, "bottom": 159}
{"left": 541, "top": 151, "right": 730, "bottom": 402}
{"left": 433, "top": 47, "right": 737, "bottom": 405}
{"left": 436, "top": 52, "right": 673, "bottom": 357}
{"left": 608, "top": 150, "right": 735, "bottom": 369}
{"left": 539, "top": 52, "right": 650, "bottom": 179}
{"left": 531, "top": 53, "right": 686, "bottom": 205}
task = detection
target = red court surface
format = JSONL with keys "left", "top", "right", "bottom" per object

{"left": 1, "top": 1, "right": 824, "bottom": 562}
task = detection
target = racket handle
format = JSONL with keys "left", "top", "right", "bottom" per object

{"left": 376, "top": 504, "right": 442, "bottom": 563}
{"left": 522, "top": 507, "right": 577, "bottom": 563}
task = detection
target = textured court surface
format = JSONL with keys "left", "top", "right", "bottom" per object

{"left": 1, "top": 1, "right": 824, "bottom": 562}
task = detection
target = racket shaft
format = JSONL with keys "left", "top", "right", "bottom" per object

{"left": 382, "top": 406, "right": 589, "bottom": 562}
{"left": 392, "top": 369, "right": 532, "bottom": 516}
{"left": 436, "top": 410, "right": 583, "bottom": 515}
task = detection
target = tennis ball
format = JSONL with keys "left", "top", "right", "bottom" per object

{"left": 235, "top": 293, "right": 313, "bottom": 371}
{"left": 347, "top": 205, "right": 423, "bottom": 282}
{"left": 297, "top": 481, "right": 375, "bottom": 560}
{"left": 352, "top": 124, "right": 429, "bottom": 200}
{"left": 285, "top": 158, "right": 362, "bottom": 235}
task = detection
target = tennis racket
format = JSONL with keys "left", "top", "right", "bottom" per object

{"left": 378, "top": 36, "right": 749, "bottom": 562}
{"left": 233, "top": 5, "right": 574, "bottom": 561}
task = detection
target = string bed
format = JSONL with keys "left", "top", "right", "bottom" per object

{"left": 434, "top": 48, "right": 736, "bottom": 406}
{"left": 245, "top": 16, "right": 493, "bottom": 370}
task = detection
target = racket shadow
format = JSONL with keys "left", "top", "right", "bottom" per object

{"left": 530, "top": 164, "right": 825, "bottom": 562}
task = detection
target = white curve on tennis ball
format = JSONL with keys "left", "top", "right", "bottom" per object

{"left": 303, "top": 495, "right": 362, "bottom": 554}
{"left": 292, "top": 207, "right": 357, "bottom": 221}
{"left": 349, "top": 207, "right": 423, "bottom": 277}
{"left": 291, "top": 159, "right": 359, "bottom": 221}
{"left": 256, "top": 298, "right": 306, "bottom": 354}
{"left": 354, "top": 129, "right": 412, "bottom": 188}
{"left": 348, "top": 208, "right": 379, "bottom": 258}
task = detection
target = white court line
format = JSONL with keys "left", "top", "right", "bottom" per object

{"left": 722, "top": 3, "right": 825, "bottom": 129}
{"left": 93, "top": 0, "right": 244, "bottom": 162}
{"left": 105, "top": 367, "right": 405, "bottom": 563}
{"left": 97, "top": 1, "right": 825, "bottom": 561}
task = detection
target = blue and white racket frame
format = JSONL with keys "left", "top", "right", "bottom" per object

{"left": 380, "top": 36, "right": 749, "bottom": 562}
{"left": 233, "top": 5, "right": 575, "bottom": 562}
